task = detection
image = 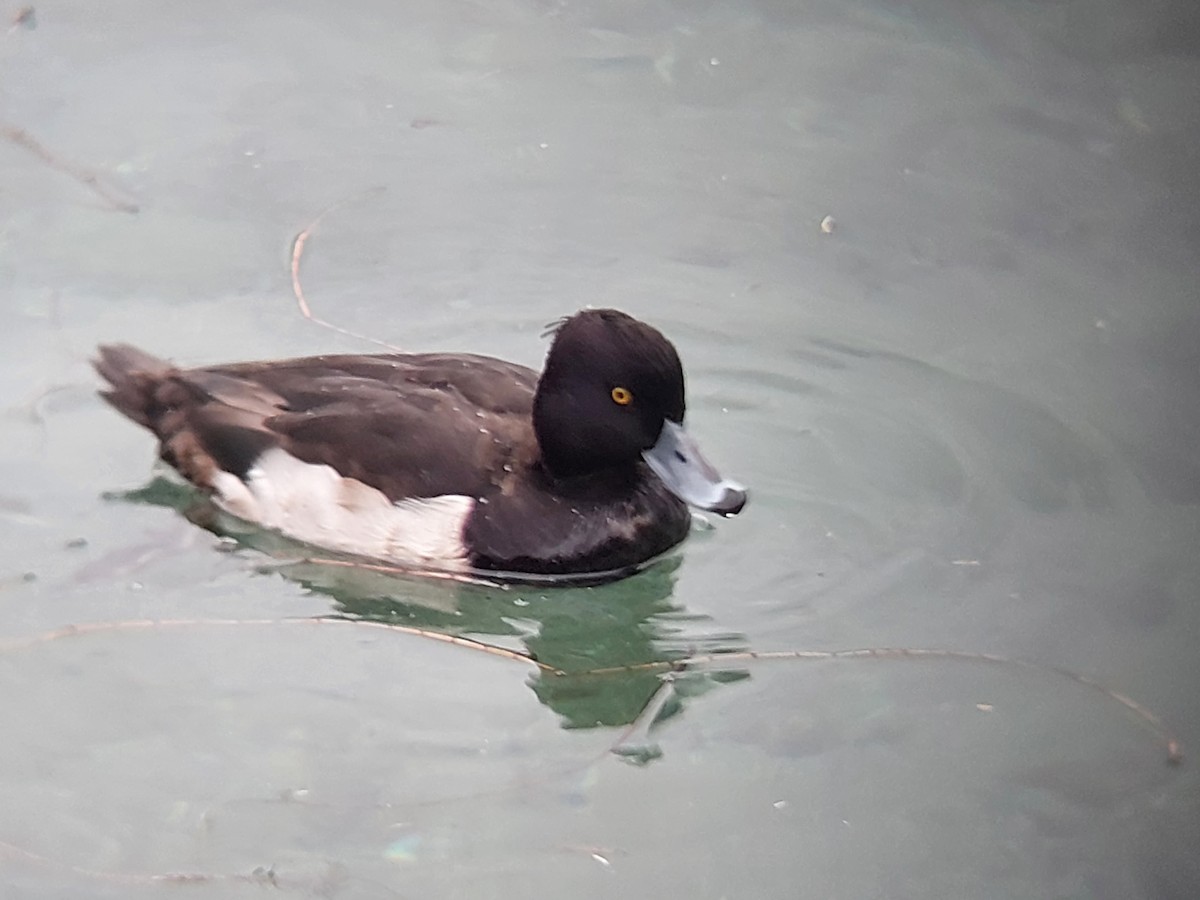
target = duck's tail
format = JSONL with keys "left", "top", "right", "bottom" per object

{"left": 93, "top": 343, "right": 174, "bottom": 430}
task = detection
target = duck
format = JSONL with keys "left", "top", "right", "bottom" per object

{"left": 93, "top": 308, "right": 746, "bottom": 581}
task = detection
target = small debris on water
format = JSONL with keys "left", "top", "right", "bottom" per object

{"left": 10, "top": 6, "right": 35, "bottom": 31}
{"left": 612, "top": 742, "right": 663, "bottom": 766}
{"left": 819, "top": 215, "right": 836, "bottom": 234}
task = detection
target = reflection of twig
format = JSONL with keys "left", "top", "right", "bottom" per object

{"left": 1, "top": 122, "right": 138, "bottom": 213}
{"left": 582, "top": 646, "right": 1184, "bottom": 765}
{"left": 289, "top": 188, "right": 404, "bottom": 352}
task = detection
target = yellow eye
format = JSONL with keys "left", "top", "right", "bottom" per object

{"left": 611, "top": 386, "right": 633, "bottom": 406}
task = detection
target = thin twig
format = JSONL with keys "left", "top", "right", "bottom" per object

{"left": 609, "top": 674, "right": 677, "bottom": 758}
{"left": 313, "top": 615, "right": 561, "bottom": 672}
{"left": 578, "top": 646, "right": 1183, "bottom": 765}
{"left": 16, "top": 619, "right": 1172, "bottom": 762}
{"left": 271, "top": 554, "right": 504, "bottom": 588}
{"left": 0, "top": 616, "right": 557, "bottom": 673}
{"left": 3, "top": 623, "right": 1179, "bottom": 763}
{"left": 1, "top": 122, "right": 138, "bottom": 214}
{"left": 0, "top": 614, "right": 1179, "bottom": 894}
{"left": 289, "top": 188, "right": 403, "bottom": 351}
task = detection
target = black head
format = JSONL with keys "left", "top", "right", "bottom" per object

{"left": 533, "top": 309, "right": 684, "bottom": 478}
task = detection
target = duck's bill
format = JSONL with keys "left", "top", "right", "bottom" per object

{"left": 642, "top": 420, "right": 747, "bottom": 517}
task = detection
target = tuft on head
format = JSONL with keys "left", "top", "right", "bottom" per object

{"left": 544, "top": 309, "right": 685, "bottom": 419}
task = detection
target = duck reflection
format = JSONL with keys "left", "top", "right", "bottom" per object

{"left": 122, "top": 476, "right": 748, "bottom": 729}
{"left": 288, "top": 554, "right": 746, "bottom": 729}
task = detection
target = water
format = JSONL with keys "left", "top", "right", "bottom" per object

{"left": 2, "top": 0, "right": 1198, "bottom": 896}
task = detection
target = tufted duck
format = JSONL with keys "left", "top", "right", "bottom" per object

{"left": 94, "top": 309, "right": 746, "bottom": 581}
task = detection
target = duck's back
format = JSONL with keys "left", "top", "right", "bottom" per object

{"left": 227, "top": 352, "right": 543, "bottom": 500}
{"left": 98, "top": 347, "right": 539, "bottom": 499}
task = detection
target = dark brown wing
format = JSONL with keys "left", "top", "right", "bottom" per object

{"left": 213, "top": 353, "right": 538, "bottom": 417}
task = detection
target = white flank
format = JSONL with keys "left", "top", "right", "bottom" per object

{"left": 210, "top": 448, "right": 473, "bottom": 570}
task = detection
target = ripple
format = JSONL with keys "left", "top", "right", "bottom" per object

{"left": 698, "top": 332, "right": 1126, "bottom": 623}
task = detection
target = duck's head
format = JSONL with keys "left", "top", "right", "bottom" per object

{"left": 532, "top": 308, "right": 747, "bottom": 516}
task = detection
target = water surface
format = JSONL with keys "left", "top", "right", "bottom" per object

{"left": 2, "top": 0, "right": 1198, "bottom": 897}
